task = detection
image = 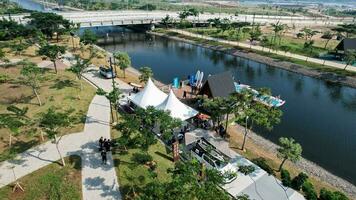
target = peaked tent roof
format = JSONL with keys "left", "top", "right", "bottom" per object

{"left": 156, "top": 90, "right": 199, "bottom": 121}
{"left": 335, "top": 38, "right": 356, "bottom": 52}
{"left": 129, "top": 78, "right": 167, "bottom": 108}
{"left": 198, "top": 71, "right": 235, "bottom": 98}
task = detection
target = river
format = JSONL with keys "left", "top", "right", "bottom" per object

{"left": 14, "top": 0, "right": 356, "bottom": 186}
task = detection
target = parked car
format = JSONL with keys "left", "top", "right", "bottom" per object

{"left": 191, "top": 138, "right": 237, "bottom": 183}
{"left": 99, "top": 66, "right": 116, "bottom": 79}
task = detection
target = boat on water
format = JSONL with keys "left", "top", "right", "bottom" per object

{"left": 234, "top": 82, "right": 286, "bottom": 107}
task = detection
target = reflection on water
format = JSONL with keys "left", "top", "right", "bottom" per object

{"left": 98, "top": 29, "right": 356, "bottom": 184}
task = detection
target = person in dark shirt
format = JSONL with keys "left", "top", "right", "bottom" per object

{"left": 99, "top": 137, "right": 104, "bottom": 151}
{"left": 101, "top": 150, "right": 107, "bottom": 165}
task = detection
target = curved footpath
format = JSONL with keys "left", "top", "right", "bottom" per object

{"left": 0, "top": 68, "right": 132, "bottom": 200}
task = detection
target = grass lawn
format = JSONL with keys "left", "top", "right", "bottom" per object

{"left": 0, "top": 155, "right": 82, "bottom": 200}
{"left": 111, "top": 126, "right": 174, "bottom": 199}
{"left": 0, "top": 37, "right": 97, "bottom": 162}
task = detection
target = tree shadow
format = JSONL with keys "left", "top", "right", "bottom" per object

{"left": 68, "top": 155, "right": 82, "bottom": 170}
{"left": 50, "top": 79, "right": 76, "bottom": 90}
{"left": 0, "top": 140, "right": 39, "bottom": 163}
{"left": 1, "top": 93, "right": 35, "bottom": 105}
{"left": 154, "top": 151, "right": 173, "bottom": 162}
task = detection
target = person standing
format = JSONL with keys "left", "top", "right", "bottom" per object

{"left": 105, "top": 139, "right": 111, "bottom": 152}
{"left": 99, "top": 137, "right": 104, "bottom": 151}
{"left": 101, "top": 150, "right": 107, "bottom": 165}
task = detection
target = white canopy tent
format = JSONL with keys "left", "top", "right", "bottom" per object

{"left": 128, "top": 78, "right": 167, "bottom": 108}
{"left": 156, "top": 90, "right": 199, "bottom": 121}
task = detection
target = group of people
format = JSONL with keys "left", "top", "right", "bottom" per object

{"left": 99, "top": 137, "right": 112, "bottom": 165}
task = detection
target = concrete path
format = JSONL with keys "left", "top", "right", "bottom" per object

{"left": 170, "top": 29, "right": 356, "bottom": 73}
{"left": 0, "top": 68, "right": 132, "bottom": 200}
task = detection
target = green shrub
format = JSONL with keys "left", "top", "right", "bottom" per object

{"left": 281, "top": 169, "right": 292, "bottom": 187}
{"left": 319, "top": 188, "right": 349, "bottom": 200}
{"left": 301, "top": 181, "right": 317, "bottom": 200}
{"left": 252, "top": 157, "right": 275, "bottom": 175}
{"left": 238, "top": 165, "right": 255, "bottom": 175}
{"left": 0, "top": 74, "right": 9, "bottom": 83}
{"left": 131, "top": 153, "right": 153, "bottom": 164}
{"left": 291, "top": 172, "right": 308, "bottom": 191}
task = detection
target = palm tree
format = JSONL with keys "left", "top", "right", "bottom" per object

{"left": 270, "top": 21, "right": 285, "bottom": 46}
{"left": 303, "top": 40, "right": 314, "bottom": 62}
{"left": 139, "top": 66, "right": 153, "bottom": 83}
{"left": 114, "top": 51, "right": 131, "bottom": 78}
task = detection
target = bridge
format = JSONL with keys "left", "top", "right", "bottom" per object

{"left": 3, "top": 10, "right": 355, "bottom": 28}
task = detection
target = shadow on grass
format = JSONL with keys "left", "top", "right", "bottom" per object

{"left": 50, "top": 79, "right": 76, "bottom": 90}
{"left": 154, "top": 151, "right": 173, "bottom": 162}
{"left": 0, "top": 139, "right": 39, "bottom": 163}
{"left": 68, "top": 155, "right": 82, "bottom": 170}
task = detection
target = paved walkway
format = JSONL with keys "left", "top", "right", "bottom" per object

{"left": 170, "top": 29, "right": 356, "bottom": 73}
{"left": 0, "top": 68, "right": 132, "bottom": 200}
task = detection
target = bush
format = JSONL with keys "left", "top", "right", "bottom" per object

{"left": 131, "top": 153, "right": 153, "bottom": 164}
{"left": 291, "top": 172, "right": 308, "bottom": 191}
{"left": 238, "top": 165, "right": 255, "bottom": 175}
{"left": 0, "top": 74, "right": 9, "bottom": 83}
{"left": 252, "top": 157, "right": 275, "bottom": 175}
{"left": 281, "top": 169, "right": 292, "bottom": 187}
{"left": 302, "top": 181, "right": 317, "bottom": 200}
{"left": 319, "top": 188, "right": 349, "bottom": 200}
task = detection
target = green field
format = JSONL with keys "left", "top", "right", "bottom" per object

{"left": 0, "top": 155, "right": 82, "bottom": 200}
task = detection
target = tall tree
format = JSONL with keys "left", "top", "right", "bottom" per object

{"left": 114, "top": 51, "right": 131, "bottom": 78}
{"left": 20, "top": 62, "right": 43, "bottom": 106}
{"left": 139, "top": 66, "right": 153, "bottom": 83}
{"left": 39, "top": 107, "right": 73, "bottom": 166}
{"left": 0, "top": 105, "right": 28, "bottom": 147}
{"left": 80, "top": 29, "right": 97, "bottom": 46}
{"left": 137, "top": 160, "right": 230, "bottom": 200}
{"left": 277, "top": 137, "right": 302, "bottom": 171}
{"left": 25, "top": 12, "right": 72, "bottom": 40}
{"left": 321, "top": 31, "right": 334, "bottom": 49}
{"left": 270, "top": 21, "right": 285, "bottom": 45}
{"left": 37, "top": 44, "right": 66, "bottom": 74}
{"left": 343, "top": 49, "right": 356, "bottom": 70}
{"left": 202, "top": 97, "right": 227, "bottom": 128}
{"left": 161, "top": 14, "right": 173, "bottom": 29}
{"left": 301, "top": 27, "right": 318, "bottom": 41}
{"left": 303, "top": 40, "right": 315, "bottom": 62}
{"left": 233, "top": 90, "right": 282, "bottom": 151}
{"left": 68, "top": 55, "right": 90, "bottom": 92}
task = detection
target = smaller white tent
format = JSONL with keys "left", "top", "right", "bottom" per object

{"left": 156, "top": 90, "right": 198, "bottom": 121}
{"left": 129, "top": 78, "right": 167, "bottom": 108}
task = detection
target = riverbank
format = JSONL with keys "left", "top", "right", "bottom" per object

{"left": 149, "top": 30, "right": 356, "bottom": 89}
